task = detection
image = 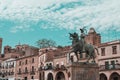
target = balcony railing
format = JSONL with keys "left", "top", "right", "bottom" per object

{"left": 45, "top": 66, "right": 53, "bottom": 70}
{"left": 23, "top": 70, "right": 29, "bottom": 74}
{"left": 9, "top": 65, "right": 14, "bottom": 68}
{"left": 39, "top": 65, "right": 66, "bottom": 71}
{"left": 5, "top": 66, "right": 8, "bottom": 69}
{"left": 0, "top": 72, "right": 7, "bottom": 77}
{"left": 30, "top": 70, "right": 35, "bottom": 75}
{"left": 10, "top": 72, "right": 14, "bottom": 75}
{"left": 99, "top": 64, "right": 120, "bottom": 71}
{"left": 39, "top": 66, "right": 54, "bottom": 71}
{"left": 54, "top": 65, "right": 66, "bottom": 71}
{"left": 17, "top": 72, "right": 21, "bottom": 75}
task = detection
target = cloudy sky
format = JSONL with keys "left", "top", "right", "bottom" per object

{"left": 0, "top": 0, "right": 120, "bottom": 50}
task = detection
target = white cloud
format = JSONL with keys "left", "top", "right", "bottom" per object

{"left": 10, "top": 25, "right": 34, "bottom": 33}
{"left": 0, "top": 0, "right": 120, "bottom": 32}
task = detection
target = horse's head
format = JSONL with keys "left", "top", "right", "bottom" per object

{"left": 69, "top": 32, "right": 79, "bottom": 42}
{"left": 69, "top": 33, "right": 73, "bottom": 40}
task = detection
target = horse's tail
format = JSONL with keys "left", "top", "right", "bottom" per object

{"left": 95, "top": 47, "right": 99, "bottom": 55}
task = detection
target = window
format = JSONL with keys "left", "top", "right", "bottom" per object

{"left": 12, "top": 62, "right": 14, "bottom": 67}
{"left": 25, "top": 67, "right": 28, "bottom": 73}
{"left": 40, "top": 73, "right": 41, "bottom": 80}
{"left": 32, "top": 58, "right": 34, "bottom": 63}
{"left": 111, "top": 61, "right": 115, "bottom": 69}
{"left": 24, "top": 77, "right": 27, "bottom": 80}
{"left": 112, "top": 46, "right": 117, "bottom": 54}
{"left": 101, "top": 48, "right": 105, "bottom": 56}
{"left": 25, "top": 60, "right": 27, "bottom": 65}
{"left": 32, "top": 66, "right": 34, "bottom": 71}
{"left": 19, "top": 61, "right": 21, "bottom": 66}
{"left": 19, "top": 68, "right": 21, "bottom": 73}
{"left": 31, "top": 76, "right": 34, "bottom": 79}
{"left": 105, "top": 61, "right": 109, "bottom": 69}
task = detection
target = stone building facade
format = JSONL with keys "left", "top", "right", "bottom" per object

{"left": 98, "top": 40, "right": 120, "bottom": 80}
{"left": 15, "top": 54, "right": 39, "bottom": 80}
{"left": 0, "top": 58, "right": 16, "bottom": 79}
{"left": 0, "top": 44, "right": 39, "bottom": 80}
{"left": 38, "top": 47, "right": 70, "bottom": 80}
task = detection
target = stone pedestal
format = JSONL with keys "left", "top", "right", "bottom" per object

{"left": 67, "top": 62, "right": 99, "bottom": 80}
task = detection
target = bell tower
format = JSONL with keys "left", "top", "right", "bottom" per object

{"left": 85, "top": 28, "right": 101, "bottom": 46}
{"left": 0, "top": 38, "right": 2, "bottom": 54}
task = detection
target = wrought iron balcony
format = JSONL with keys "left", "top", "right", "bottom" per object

{"left": 23, "top": 70, "right": 29, "bottom": 74}
{"left": 44, "top": 65, "right": 53, "bottom": 70}
{"left": 9, "top": 65, "right": 14, "bottom": 68}
{"left": 99, "top": 64, "right": 120, "bottom": 71}
{"left": 54, "top": 65, "right": 67, "bottom": 71}
{"left": 39, "top": 66, "right": 43, "bottom": 71}
{"left": 17, "top": 72, "right": 21, "bottom": 75}
{"left": 0, "top": 73, "right": 7, "bottom": 77}
{"left": 39, "top": 65, "right": 67, "bottom": 71}
{"left": 39, "top": 66, "right": 54, "bottom": 71}
{"left": 30, "top": 70, "right": 35, "bottom": 75}
{"left": 10, "top": 72, "right": 14, "bottom": 75}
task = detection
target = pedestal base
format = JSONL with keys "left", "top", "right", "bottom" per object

{"left": 67, "top": 62, "right": 99, "bottom": 80}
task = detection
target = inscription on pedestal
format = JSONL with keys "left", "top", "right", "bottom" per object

{"left": 75, "top": 70, "right": 96, "bottom": 80}
{"left": 68, "top": 62, "right": 99, "bottom": 80}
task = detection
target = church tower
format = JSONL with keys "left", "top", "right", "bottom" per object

{"left": 0, "top": 38, "right": 2, "bottom": 54}
{"left": 85, "top": 28, "right": 101, "bottom": 46}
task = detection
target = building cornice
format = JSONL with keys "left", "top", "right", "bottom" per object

{"left": 98, "top": 56, "right": 120, "bottom": 61}
{"left": 16, "top": 54, "right": 38, "bottom": 60}
{"left": 98, "top": 40, "right": 120, "bottom": 47}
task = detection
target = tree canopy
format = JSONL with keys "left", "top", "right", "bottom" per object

{"left": 36, "top": 39, "right": 56, "bottom": 48}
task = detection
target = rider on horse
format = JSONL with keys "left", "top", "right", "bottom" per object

{"left": 80, "top": 27, "right": 86, "bottom": 52}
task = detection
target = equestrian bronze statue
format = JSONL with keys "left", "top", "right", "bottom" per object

{"left": 69, "top": 27, "right": 99, "bottom": 63}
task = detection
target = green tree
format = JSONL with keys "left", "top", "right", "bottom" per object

{"left": 36, "top": 39, "right": 56, "bottom": 48}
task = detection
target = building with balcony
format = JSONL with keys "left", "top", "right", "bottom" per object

{"left": 0, "top": 43, "right": 39, "bottom": 80}
{"left": 15, "top": 45, "right": 39, "bottom": 80}
{"left": 98, "top": 40, "right": 120, "bottom": 80}
{"left": 15, "top": 54, "right": 39, "bottom": 80}
{"left": 0, "top": 58, "right": 16, "bottom": 80}
{"left": 38, "top": 46, "right": 70, "bottom": 80}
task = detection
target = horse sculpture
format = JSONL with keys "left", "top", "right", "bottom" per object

{"left": 69, "top": 32, "right": 99, "bottom": 63}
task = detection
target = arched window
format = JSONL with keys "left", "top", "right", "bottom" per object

{"left": 100, "top": 73, "right": 107, "bottom": 80}
{"left": 32, "top": 58, "right": 34, "bottom": 63}
{"left": 47, "top": 73, "right": 53, "bottom": 80}
{"left": 25, "top": 60, "right": 27, "bottom": 65}
{"left": 55, "top": 72, "right": 65, "bottom": 80}
{"left": 110, "top": 72, "right": 120, "bottom": 80}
